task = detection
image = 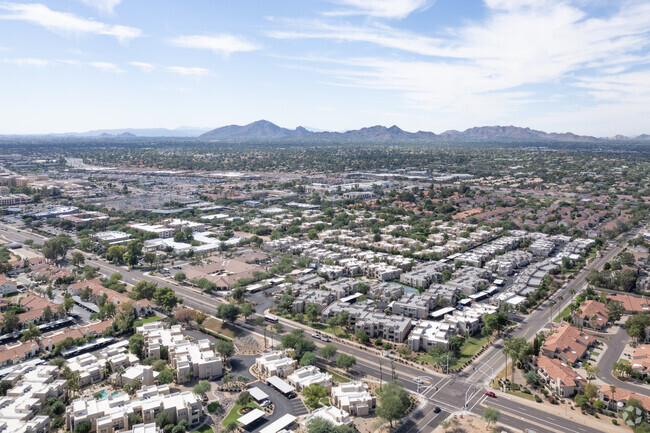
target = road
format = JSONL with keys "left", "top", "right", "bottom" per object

{"left": 1, "top": 221, "right": 642, "bottom": 432}
{"left": 464, "top": 231, "right": 638, "bottom": 387}
{"left": 596, "top": 325, "right": 650, "bottom": 396}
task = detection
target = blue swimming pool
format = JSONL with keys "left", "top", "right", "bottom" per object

{"left": 96, "top": 390, "right": 121, "bottom": 400}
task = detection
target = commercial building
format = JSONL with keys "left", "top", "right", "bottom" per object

{"left": 92, "top": 231, "right": 132, "bottom": 245}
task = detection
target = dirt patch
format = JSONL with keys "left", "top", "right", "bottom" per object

{"left": 234, "top": 334, "right": 264, "bottom": 355}
{"left": 432, "top": 412, "right": 517, "bottom": 433}
{"left": 203, "top": 317, "right": 240, "bottom": 339}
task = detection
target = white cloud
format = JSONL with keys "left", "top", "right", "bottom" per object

{"left": 324, "top": 0, "right": 432, "bottom": 19}
{"left": 168, "top": 34, "right": 259, "bottom": 56}
{"left": 0, "top": 2, "right": 142, "bottom": 42}
{"left": 3, "top": 57, "right": 51, "bottom": 66}
{"left": 89, "top": 61, "right": 124, "bottom": 73}
{"left": 166, "top": 66, "right": 211, "bottom": 77}
{"left": 129, "top": 61, "right": 156, "bottom": 72}
{"left": 273, "top": 0, "right": 650, "bottom": 132}
{"left": 77, "top": 0, "right": 122, "bottom": 14}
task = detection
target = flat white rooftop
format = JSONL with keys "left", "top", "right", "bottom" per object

{"left": 237, "top": 408, "right": 265, "bottom": 426}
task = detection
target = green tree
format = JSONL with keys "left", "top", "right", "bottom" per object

{"left": 300, "top": 351, "right": 317, "bottom": 366}
{"left": 130, "top": 281, "right": 157, "bottom": 301}
{"left": 153, "top": 286, "right": 178, "bottom": 313}
{"left": 216, "top": 340, "right": 235, "bottom": 360}
{"left": 129, "top": 334, "right": 145, "bottom": 359}
{"left": 106, "top": 245, "right": 127, "bottom": 264}
{"left": 215, "top": 303, "right": 241, "bottom": 323}
{"left": 355, "top": 330, "right": 370, "bottom": 344}
{"left": 303, "top": 383, "right": 327, "bottom": 409}
{"left": 482, "top": 407, "right": 499, "bottom": 430}
{"left": 114, "top": 303, "right": 136, "bottom": 333}
{"left": 42, "top": 235, "right": 75, "bottom": 263}
{"left": 376, "top": 380, "right": 410, "bottom": 427}
{"left": 0, "top": 380, "right": 12, "bottom": 396}
{"left": 305, "top": 303, "right": 319, "bottom": 323}
{"left": 607, "top": 300, "right": 625, "bottom": 322}
{"left": 21, "top": 323, "right": 42, "bottom": 343}
{"left": 125, "top": 240, "right": 143, "bottom": 267}
{"left": 236, "top": 390, "right": 252, "bottom": 406}
{"left": 306, "top": 418, "right": 355, "bottom": 433}
{"left": 336, "top": 353, "right": 356, "bottom": 370}
{"left": 173, "top": 272, "right": 187, "bottom": 282}
{"left": 320, "top": 344, "right": 337, "bottom": 361}
{"left": 231, "top": 286, "right": 246, "bottom": 302}
{"left": 155, "top": 410, "right": 173, "bottom": 428}
{"left": 71, "top": 251, "right": 85, "bottom": 268}
{"left": 240, "top": 302, "right": 254, "bottom": 321}
{"left": 157, "top": 368, "right": 174, "bottom": 384}
{"left": 192, "top": 380, "right": 211, "bottom": 395}
{"left": 73, "top": 421, "right": 92, "bottom": 433}
{"left": 1, "top": 310, "right": 20, "bottom": 333}
{"left": 41, "top": 305, "right": 54, "bottom": 323}
{"left": 524, "top": 371, "right": 540, "bottom": 386}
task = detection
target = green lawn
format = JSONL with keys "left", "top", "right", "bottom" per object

{"left": 507, "top": 390, "right": 536, "bottom": 401}
{"left": 415, "top": 335, "right": 490, "bottom": 370}
{"left": 133, "top": 316, "right": 161, "bottom": 329}
{"left": 458, "top": 335, "right": 490, "bottom": 361}
{"left": 193, "top": 425, "right": 214, "bottom": 433}
{"left": 554, "top": 304, "right": 573, "bottom": 323}
{"left": 325, "top": 369, "right": 351, "bottom": 384}
{"left": 222, "top": 402, "right": 261, "bottom": 426}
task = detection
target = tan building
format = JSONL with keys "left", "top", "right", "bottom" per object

{"left": 535, "top": 355, "right": 586, "bottom": 397}
{"left": 255, "top": 350, "right": 297, "bottom": 378}
{"left": 66, "top": 385, "right": 203, "bottom": 433}
{"left": 572, "top": 300, "right": 609, "bottom": 330}
{"left": 137, "top": 323, "right": 222, "bottom": 383}
{"left": 331, "top": 381, "right": 376, "bottom": 416}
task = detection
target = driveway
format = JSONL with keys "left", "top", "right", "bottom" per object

{"left": 596, "top": 325, "right": 650, "bottom": 396}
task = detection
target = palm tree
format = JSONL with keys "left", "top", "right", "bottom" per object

{"left": 378, "top": 360, "right": 384, "bottom": 391}
{"left": 67, "top": 372, "right": 80, "bottom": 399}
{"left": 569, "top": 287, "right": 576, "bottom": 302}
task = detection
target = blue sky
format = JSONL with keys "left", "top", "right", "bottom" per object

{"left": 1, "top": 0, "right": 650, "bottom": 136}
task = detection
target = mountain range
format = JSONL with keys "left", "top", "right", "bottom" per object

{"left": 198, "top": 120, "right": 649, "bottom": 143}
{"left": 5, "top": 121, "right": 649, "bottom": 143}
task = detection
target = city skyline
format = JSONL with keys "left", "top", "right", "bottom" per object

{"left": 1, "top": 0, "right": 650, "bottom": 136}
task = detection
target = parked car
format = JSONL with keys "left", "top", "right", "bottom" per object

{"left": 320, "top": 335, "right": 330, "bottom": 342}
{"left": 260, "top": 399, "right": 272, "bottom": 407}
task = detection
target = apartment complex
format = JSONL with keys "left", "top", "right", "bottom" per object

{"left": 137, "top": 323, "right": 222, "bottom": 383}
{"left": 66, "top": 385, "right": 203, "bottom": 433}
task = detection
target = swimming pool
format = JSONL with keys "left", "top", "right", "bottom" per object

{"left": 96, "top": 390, "right": 121, "bottom": 400}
